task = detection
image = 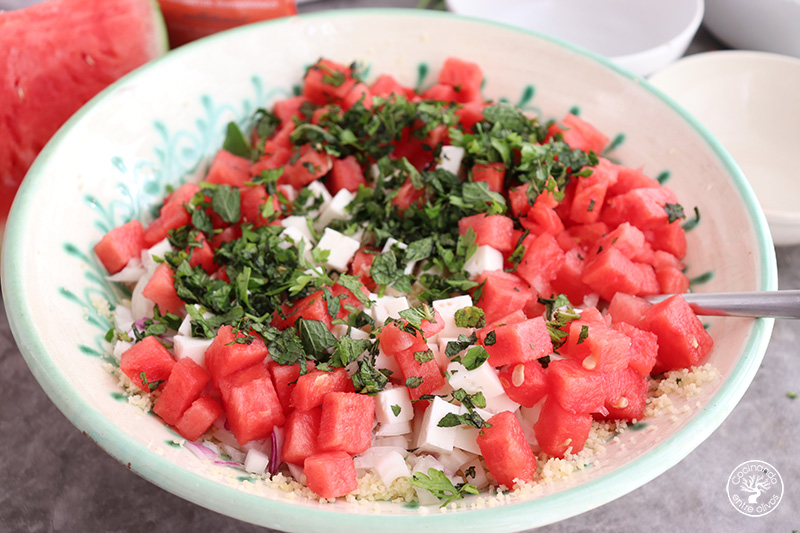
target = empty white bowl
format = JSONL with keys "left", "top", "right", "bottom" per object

{"left": 650, "top": 50, "right": 800, "bottom": 246}
{"left": 446, "top": 0, "right": 704, "bottom": 76}
{"left": 705, "top": 0, "right": 800, "bottom": 58}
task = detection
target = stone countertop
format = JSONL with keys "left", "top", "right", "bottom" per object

{"left": 1, "top": 1, "right": 798, "bottom": 531}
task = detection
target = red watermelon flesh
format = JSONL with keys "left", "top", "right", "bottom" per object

{"left": 0, "top": 0, "right": 167, "bottom": 225}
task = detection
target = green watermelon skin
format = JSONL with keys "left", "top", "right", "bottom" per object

{"left": 0, "top": 0, "right": 168, "bottom": 226}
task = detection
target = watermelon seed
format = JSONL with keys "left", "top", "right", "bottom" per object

{"left": 511, "top": 364, "right": 525, "bottom": 387}
{"left": 582, "top": 355, "right": 597, "bottom": 370}
{"left": 613, "top": 397, "right": 629, "bottom": 409}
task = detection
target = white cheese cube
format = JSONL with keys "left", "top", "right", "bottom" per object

{"left": 375, "top": 386, "right": 413, "bottom": 424}
{"left": 411, "top": 455, "right": 448, "bottom": 506}
{"left": 173, "top": 335, "right": 213, "bottom": 366}
{"left": 304, "top": 180, "right": 333, "bottom": 215}
{"left": 414, "top": 396, "right": 461, "bottom": 454}
{"left": 177, "top": 304, "right": 214, "bottom": 337}
{"left": 371, "top": 295, "right": 409, "bottom": 326}
{"left": 277, "top": 184, "right": 297, "bottom": 202}
{"left": 314, "top": 227, "right": 360, "bottom": 271}
{"left": 453, "top": 425, "right": 481, "bottom": 455}
{"left": 514, "top": 409, "right": 538, "bottom": 447}
{"left": 446, "top": 361, "right": 505, "bottom": 399}
{"left": 382, "top": 237, "right": 415, "bottom": 275}
{"left": 330, "top": 324, "right": 371, "bottom": 341}
{"left": 437, "top": 145, "right": 465, "bottom": 175}
{"left": 461, "top": 457, "right": 490, "bottom": 490}
{"left": 427, "top": 342, "right": 449, "bottom": 371}
{"left": 141, "top": 238, "right": 173, "bottom": 273}
{"left": 436, "top": 447, "right": 471, "bottom": 475}
{"left": 373, "top": 435, "right": 409, "bottom": 449}
{"left": 280, "top": 215, "right": 315, "bottom": 243}
{"left": 375, "top": 421, "right": 412, "bottom": 437}
{"left": 374, "top": 348, "right": 401, "bottom": 378}
{"left": 244, "top": 448, "right": 270, "bottom": 474}
{"left": 432, "top": 295, "right": 474, "bottom": 338}
{"left": 130, "top": 269, "right": 155, "bottom": 320}
{"left": 315, "top": 188, "right": 355, "bottom": 230}
{"left": 463, "top": 245, "right": 504, "bottom": 279}
{"left": 373, "top": 450, "right": 411, "bottom": 487}
{"left": 354, "top": 446, "right": 409, "bottom": 470}
{"left": 483, "top": 393, "right": 521, "bottom": 415}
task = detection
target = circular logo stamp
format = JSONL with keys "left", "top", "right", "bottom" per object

{"left": 726, "top": 460, "right": 784, "bottom": 517}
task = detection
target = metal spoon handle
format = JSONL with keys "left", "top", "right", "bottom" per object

{"left": 644, "top": 290, "right": 800, "bottom": 319}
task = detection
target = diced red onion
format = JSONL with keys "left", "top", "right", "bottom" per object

{"left": 213, "top": 460, "right": 241, "bottom": 467}
{"left": 224, "top": 419, "right": 231, "bottom": 431}
{"left": 269, "top": 429, "right": 281, "bottom": 476}
{"left": 184, "top": 440, "right": 217, "bottom": 461}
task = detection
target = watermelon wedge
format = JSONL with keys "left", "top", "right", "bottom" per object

{"left": 0, "top": 0, "right": 168, "bottom": 235}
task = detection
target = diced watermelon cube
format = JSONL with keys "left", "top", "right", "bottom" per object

{"left": 240, "top": 184, "right": 279, "bottom": 228}
{"left": 328, "top": 155, "right": 367, "bottom": 194}
{"left": 342, "top": 82, "right": 372, "bottom": 111}
{"left": 645, "top": 220, "right": 687, "bottom": 258}
{"left": 533, "top": 396, "right": 593, "bottom": 458}
{"left": 419, "top": 308, "right": 445, "bottom": 339}
{"left": 516, "top": 233, "right": 565, "bottom": 294}
{"left": 548, "top": 113, "right": 609, "bottom": 154}
{"left": 497, "top": 361, "right": 549, "bottom": 407}
{"left": 562, "top": 319, "right": 632, "bottom": 373}
{"left": 153, "top": 358, "right": 211, "bottom": 425}
{"left": 304, "top": 451, "right": 358, "bottom": 499}
{"left": 458, "top": 214, "right": 515, "bottom": 252}
{"left": 655, "top": 265, "right": 690, "bottom": 294}
{"left": 641, "top": 295, "right": 714, "bottom": 374}
{"left": 206, "top": 149, "right": 251, "bottom": 188}
{"left": 369, "top": 74, "right": 410, "bottom": 98}
{"left": 291, "top": 367, "right": 355, "bottom": 411}
{"left": 592, "top": 222, "right": 653, "bottom": 264}
{"left": 473, "top": 270, "right": 535, "bottom": 324}
{"left": 601, "top": 187, "right": 678, "bottom": 230}
{"left": 569, "top": 157, "right": 618, "bottom": 224}
{"left": 204, "top": 325, "right": 270, "bottom": 386}
{"left": 142, "top": 263, "right": 184, "bottom": 315}
{"left": 520, "top": 192, "right": 565, "bottom": 236}
{"left": 455, "top": 102, "right": 486, "bottom": 131}
{"left": 481, "top": 317, "right": 552, "bottom": 367}
{"left": 394, "top": 342, "right": 446, "bottom": 401}
{"left": 471, "top": 163, "right": 505, "bottom": 193}
{"left": 607, "top": 165, "right": 660, "bottom": 197}
{"left": 421, "top": 83, "right": 459, "bottom": 102}
{"left": 220, "top": 363, "right": 285, "bottom": 445}
{"left": 565, "top": 222, "right": 608, "bottom": 253}
{"left": 94, "top": 220, "right": 147, "bottom": 274}
{"left": 581, "top": 247, "right": 650, "bottom": 302}
{"left": 613, "top": 322, "right": 659, "bottom": 378}
{"left": 269, "top": 361, "right": 309, "bottom": 413}
{"left": 597, "top": 367, "right": 649, "bottom": 421}
{"left": 317, "top": 392, "right": 375, "bottom": 455}
{"left": 476, "top": 411, "right": 537, "bottom": 488}
{"left": 164, "top": 183, "right": 201, "bottom": 208}
{"left": 174, "top": 395, "right": 224, "bottom": 442}
{"left": 390, "top": 178, "right": 424, "bottom": 212}
{"left": 282, "top": 407, "right": 322, "bottom": 465}
{"left": 508, "top": 184, "right": 532, "bottom": 218}
{"left": 378, "top": 322, "right": 418, "bottom": 355}
{"left": 209, "top": 225, "right": 241, "bottom": 250}
{"left": 272, "top": 290, "right": 332, "bottom": 330}
{"left": 187, "top": 233, "right": 216, "bottom": 274}
{"left": 303, "top": 59, "right": 356, "bottom": 106}
{"left": 143, "top": 200, "right": 191, "bottom": 246}
{"left": 547, "top": 358, "right": 605, "bottom": 414}
{"left": 437, "top": 57, "right": 483, "bottom": 103}
{"left": 607, "top": 292, "right": 652, "bottom": 329}
{"left": 272, "top": 96, "right": 308, "bottom": 124}
{"left": 120, "top": 336, "right": 175, "bottom": 392}
{"left": 280, "top": 145, "right": 334, "bottom": 190}
{"left": 550, "top": 248, "right": 593, "bottom": 305}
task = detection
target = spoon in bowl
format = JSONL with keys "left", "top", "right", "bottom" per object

{"left": 645, "top": 290, "right": 800, "bottom": 319}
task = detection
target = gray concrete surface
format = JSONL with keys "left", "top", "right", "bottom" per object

{"left": 1, "top": 1, "right": 798, "bottom": 531}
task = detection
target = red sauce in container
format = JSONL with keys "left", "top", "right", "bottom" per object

{"left": 157, "top": 0, "right": 298, "bottom": 47}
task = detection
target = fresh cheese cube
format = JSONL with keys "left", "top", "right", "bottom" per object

{"left": 437, "top": 145, "right": 465, "bottom": 175}
{"left": 371, "top": 295, "right": 409, "bottom": 326}
{"left": 462, "top": 457, "right": 490, "bottom": 489}
{"left": 314, "top": 227, "right": 360, "bottom": 271}
{"left": 330, "top": 324, "right": 371, "bottom": 341}
{"left": 374, "top": 348, "right": 401, "bottom": 378}
{"left": 373, "top": 435, "right": 410, "bottom": 449}
{"left": 244, "top": 448, "right": 270, "bottom": 474}
{"left": 354, "top": 446, "right": 409, "bottom": 470}
{"left": 446, "top": 360, "right": 505, "bottom": 399}
{"left": 432, "top": 295, "right": 474, "bottom": 338}
{"left": 177, "top": 304, "right": 213, "bottom": 337}
{"left": 514, "top": 409, "right": 538, "bottom": 447}
{"left": 483, "top": 392, "right": 521, "bottom": 415}
{"left": 376, "top": 386, "right": 414, "bottom": 424}
{"left": 277, "top": 184, "right": 297, "bottom": 202}
{"left": 315, "top": 188, "right": 355, "bottom": 230}
{"left": 436, "top": 447, "right": 472, "bottom": 476}
{"left": 453, "top": 425, "right": 481, "bottom": 455}
{"left": 304, "top": 180, "right": 333, "bottom": 216}
{"left": 427, "top": 342, "right": 449, "bottom": 371}
{"left": 285, "top": 463, "right": 305, "bottom": 484}
{"left": 130, "top": 269, "right": 155, "bottom": 320}
{"left": 463, "top": 245, "right": 504, "bottom": 279}
{"left": 382, "top": 237, "right": 415, "bottom": 275}
{"left": 376, "top": 421, "right": 412, "bottom": 437}
{"left": 141, "top": 238, "right": 173, "bottom": 273}
{"left": 414, "top": 396, "right": 461, "bottom": 454}
{"left": 410, "top": 455, "right": 448, "bottom": 506}
{"left": 373, "top": 450, "right": 411, "bottom": 486}
{"left": 280, "top": 216, "right": 315, "bottom": 243}
{"left": 173, "top": 335, "right": 214, "bottom": 366}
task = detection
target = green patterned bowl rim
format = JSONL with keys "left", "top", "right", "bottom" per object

{"left": 1, "top": 8, "right": 777, "bottom": 531}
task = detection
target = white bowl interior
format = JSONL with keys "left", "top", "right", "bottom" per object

{"left": 649, "top": 51, "right": 800, "bottom": 246}
{"left": 704, "top": 0, "right": 800, "bottom": 58}
{"left": 2, "top": 11, "right": 775, "bottom": 532}
{"left": 446, "top": 0, "right": 703, "bottom": 76}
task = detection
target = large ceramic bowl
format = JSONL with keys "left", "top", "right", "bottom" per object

{"left": 1, "top": 9, "right": 777, "bottom": 532}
